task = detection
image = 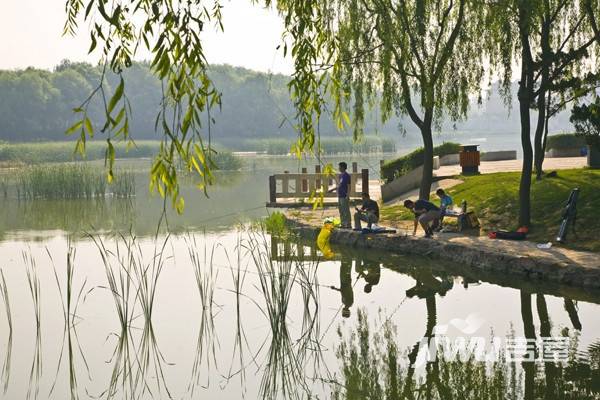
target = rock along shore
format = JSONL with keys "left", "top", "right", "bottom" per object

{"left": 288, "top": 218, "right": 600, "bottom": 291}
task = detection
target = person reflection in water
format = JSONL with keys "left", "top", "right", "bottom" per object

{"left": 356, "top": 260, "right": 381, "bottom": 294}
{"left": 330, "top": 257, "right": 354, "bottom": 318}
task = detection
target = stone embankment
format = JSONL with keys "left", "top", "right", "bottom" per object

{"left": 288, "top": 218, "right": 600, "bottom": 290}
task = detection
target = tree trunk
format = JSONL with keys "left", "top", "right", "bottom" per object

{"left": 534, "top": 15, "right": 551, "bottom": 181}
{"left": 520, "top": 291, "right": 535, "bottom": 400}
{"left": 537, "top": 294, "right": 557, "bottom": 399}
{"left": 419, "top": 121, "right": 434, "bottom": 200}
{"left": 518, "top": 82, "right": 534, "bottom": 227}
{"left": 517, "top": 6, "right": 535, "bottom": 228}
{"left": 534, "top": 90, "right": 547, "bottom": 180}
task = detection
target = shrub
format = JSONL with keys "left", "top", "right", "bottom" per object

{"left": 264, "top": 212, "right": 289, "bottom": 238}
{"left": 571, "top": 99, "right": 600, "bottom": 150}
{"left": 545, "top": 133, "right": 586, "bottom": 150}
{"left": 381, "top": 142, "right": 462, "bottom": 183}
{"left": 209, "top": 150, "right": 243, "bottom": 170}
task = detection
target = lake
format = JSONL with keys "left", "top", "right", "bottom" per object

{"left": 0, "top": 156, "right": 599, "bottom": 399}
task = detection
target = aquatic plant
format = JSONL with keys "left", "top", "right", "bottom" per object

{"left": 244, "top": 227, "right": 323, "bottom": 400}
{"left": 48, "top": 242, "right": 90, "bottom": 400}
{"left": 16, "top": 164, "right": 135, "bottom": 200}
{"left": 185, "top": 233, "right": 219, "bottom": 394}
{"left": 23, "top": 251, "right": 42, "bottom": 400}
{"left": 91, "top": 233, "right": 172, "bottom": 400}
{"left": 264, "top": 212, "right": 289, "bottom": 238}
{"left": 223, "top": 233, "right": 250, "bottom": 391}
{"left": 0, "top": 269, "right": 12, "bottom": 394}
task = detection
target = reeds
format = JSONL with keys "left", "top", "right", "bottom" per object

{"left": 224, "top": 234, "right": 250, "bottom": 391}
{"left": 16, "top": 164, "right": 135, "bottom": 200}
{"left": 23, "top": 251, "right": 42, "bottom": 400}
{"left": 185, "top": 233, "right": 219, "bottom": 394}
{"left": 0, "top": 176, "right": 8, "bottom": 198}
{"left": 91, "top": 233, "right": 172, "bottom": 400}
{"left": 48, "top": 242, "right": 90, "bottom": 400}
{"left": 0, "top": 269, "right": 12, "bottom": 394}
{"left": 244, "top": 228, "right": 321, "bottom": 400}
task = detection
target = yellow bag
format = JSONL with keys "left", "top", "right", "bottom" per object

{"left": 317, "top": 222, "right": 335, "bottom": 259}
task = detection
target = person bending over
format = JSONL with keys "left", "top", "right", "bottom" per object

{"left": 354, "top": 192, "right": 379, "bottom": 229}
{"left": 403, "top": 199, "right": 441, "bottom": 238}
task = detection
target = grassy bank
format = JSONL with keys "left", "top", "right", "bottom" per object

{"left": 0, "top": 141, "right": 242, "bottom": 170}
{"left": 380, "top": 169, "right": 600, "bottom": 252}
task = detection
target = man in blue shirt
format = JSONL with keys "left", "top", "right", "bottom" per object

{"left": 329, "top": 162, "right": 352, "bottom": 228}
{"left": 403, "top": 199, "right": 441, "bottom": 238}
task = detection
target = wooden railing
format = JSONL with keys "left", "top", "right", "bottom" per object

{"left": 267, "top": 162, "right": 369, "bottom": 206}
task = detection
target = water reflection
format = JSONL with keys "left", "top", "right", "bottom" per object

{"left": 1, "top": 231, "right": 600, "bottom": 399}
{"left": 0, "top": 270, "right": 12, "bottom": 395}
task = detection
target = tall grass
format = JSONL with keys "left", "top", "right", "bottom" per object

{"left": 91, "top": 233, "right": 172, "bottom": 400}
{"left": 0, "top": 269, "right": 12, "bottom": 394}
{"left": 185, "top": 233, "right": 219, "bottom": 394}
{"left": 244, "top": 227, "right": 322, "bottom": 400}
{"left": 0, "top": 176, "right": 7, "bottom": 198}
{"left": 16, "top": 164, "right": 135, "bottom": 200}
{"left": 48, "top": 243, "right": 90, "bottom": 400}
{"left": 23, "top": 251, "right": 42, "bottom": 400}
{"left": 224, "top": 234, "right": 250, "bottom": 390}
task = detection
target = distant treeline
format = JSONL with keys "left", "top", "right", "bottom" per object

{"left": 0, "top": 141, "right": 242, "bottom": 170}
{"left": 0, "top": 61, "right": 387, "bottom": 146}
{"left": 0, "top": 60, "right": 575, "bottom": 146}
{"left": 243, "top": 135, "right": 396, "bottom": 155}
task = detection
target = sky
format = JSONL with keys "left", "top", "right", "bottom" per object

{"left": 0, "top": 0, "right": 293, "bottom": 74}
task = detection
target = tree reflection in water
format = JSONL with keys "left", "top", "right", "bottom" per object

{"left": 332, "top": 276, "right": 600, "bottom": 400}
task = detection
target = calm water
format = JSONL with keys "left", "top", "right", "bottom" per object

{"left": 0, "top": 156, "right": 599, "bottom": 399}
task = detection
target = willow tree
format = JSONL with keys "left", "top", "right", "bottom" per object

{"left": 276, "top": 0, "right": 489, "bottom": 200}
{"left": 488, "top": 0, "right": 600, "bottom": 226}
{"left": 64, "top": 0, "right": 490, "bottom": 209}
{"left": 529, "top": 0, "right": 600, "bottom": 180}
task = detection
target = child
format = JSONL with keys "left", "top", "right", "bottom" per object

{"left": 436, "top": 188, "right": 453, "bottom": 230}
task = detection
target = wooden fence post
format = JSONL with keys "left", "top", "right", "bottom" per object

{"left": 269, "top": 175, "right": 276, "bottom": 204}
{"left": 315, "top": 165, "right": 321, "bottom": 189}
{"left": 361, "top": 169, "right": 369, "bottom": 196}
{"left": 301, "top": 167, "right": 307, "bottom": 192}
{"left": 352, "top": 162, "right": 358, "bottom": 173}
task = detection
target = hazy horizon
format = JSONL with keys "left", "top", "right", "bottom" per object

{"left": 1, "top": 0, "right": 293, "bottom": 74}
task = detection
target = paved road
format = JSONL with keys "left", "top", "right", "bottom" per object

{"left": 436, "top": 156, "right": 587, "bottom": 177}
{"left": 384, "top": 156, "right": 588, "bottom": 204}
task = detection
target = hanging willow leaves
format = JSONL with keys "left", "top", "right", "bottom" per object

{"left": 63, "top": 0, "right": 225, "bottom": 213}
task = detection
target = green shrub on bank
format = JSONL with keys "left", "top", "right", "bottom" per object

{"left": 546, "top": 133, "right": 586, "bottom": 150}
{"left": 0, "top": 141, "right": 242, "bottom": 170}
{"left": 381, "top": 142, "right": 462, "bottom": 183}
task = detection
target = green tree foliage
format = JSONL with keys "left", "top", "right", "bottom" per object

{"left": 571, "top": 97, "right": 600, "bottom": 149}
{"left": 487, "top": 0, "right": 600, "bottom": 225}
{"left": 272, "top": 0, "right": 489, "bottom": 200}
